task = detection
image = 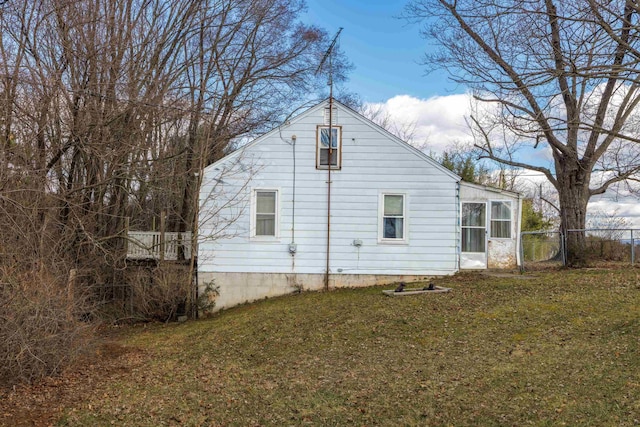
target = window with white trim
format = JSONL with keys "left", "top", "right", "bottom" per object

{"left": 316, "top": 125, "right": 341, "bottom": 169}
{"left": 253, "top": 190, "right": 278, "bottom": 237}
{"left": 490, "top": 201, "right": 511, "bottom": 238}
{"left": 380, "top": 194, "right": 406, "bottom": 241}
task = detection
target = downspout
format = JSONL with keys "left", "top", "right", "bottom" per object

{"left": 325, "top": 97, "right": 333, "bottom": 291}
{"left": 516, "top": 192, "right": 523, "bottom": 270}
{"left": 456, "top": 181, "right": 461, "bottom": 271}
{"left": 280, "top": 127, "right": 298, "bottom": 268}
{"left": 290, "top": 135, "right": 297, "bottom": 271}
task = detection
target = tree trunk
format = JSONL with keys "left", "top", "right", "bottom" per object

{"left": 556, "top": 164, "right": 590, "bottom": 266}
{"left": 176, "top": 112, "right": 199, "bottom": 260}
{"left": 178, "top": 149, "right": 195, "bottom": 235}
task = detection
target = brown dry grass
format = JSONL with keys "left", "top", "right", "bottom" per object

{"left": 2, "top": 268, "right": 639, "bottom": 426}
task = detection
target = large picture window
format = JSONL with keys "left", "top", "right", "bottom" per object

{"left": 316, "top": 126, "right": 341, "bottom": 169}
{"left": 253, "top": 190, "right": 278, "bottom": 238}
{"left": 380, "top": 193, "right": 406, "bottom": 242}
{"left": 490, "top": 201, "right": 512, "bottom": 238}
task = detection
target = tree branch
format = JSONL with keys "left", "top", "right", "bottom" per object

{"left": 438, "top": 0, "right": 570, "bottom": 157}
{"left": 469, "top": 114, "right": 557, "bottom": 187}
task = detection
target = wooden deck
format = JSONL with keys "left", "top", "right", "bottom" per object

{"left": 126, "top": 231, "right": 193, "bottom": 261}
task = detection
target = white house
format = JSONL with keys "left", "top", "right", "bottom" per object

{"left": 198, "top": 100, "right": 522, "bottom": 311}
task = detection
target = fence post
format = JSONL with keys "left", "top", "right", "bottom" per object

{"left": 124, "top": 217, "right": 130, "bottom": 258}
{"left": 519, "top": 232, "right": 525, "bottom": 273}
{"left": 631, "top": 229, "right": 635, "bottom": 265}
{"left": 532, "top": 239, "right": 536, "bottom": 262}
{"left": 561, "top": 231, "right": 566, "bottom": 266}
{"left": 159, "top": 211, "right": 166, "bottom": 263}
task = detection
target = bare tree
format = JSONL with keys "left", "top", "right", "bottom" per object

{"left": 405, "top": 0, "right": 640, "bottom": 265}
{"left": 0, "top": 0, "right": 350, "bottom": 380}
{"left": 587, "top": 208, "right": 631, "bottom": 239}
{"left": 172, "top": 0, "right": 339, "bottom": 238}
{"left": 1, "top": 0, "right": 346, "bottom": 266}
{"left": 359, "top": 102, "right": 418, "bottom": 143}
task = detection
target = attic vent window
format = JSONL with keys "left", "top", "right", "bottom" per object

{"left": 316, "top": 125, "right": 341, "bottom": 169}
{"left": 323, "top": 106, "right": 337, "bottom": 125}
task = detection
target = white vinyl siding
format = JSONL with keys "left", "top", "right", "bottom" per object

{"left": 490, "top": 201, "right": 511, "bottom": 238}
{"left": 199, "top": 101, "right": 460, "bottom": 276}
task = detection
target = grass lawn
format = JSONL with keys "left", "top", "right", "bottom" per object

{"left": 2, "top": 268, "right": 640, "bottom": 426}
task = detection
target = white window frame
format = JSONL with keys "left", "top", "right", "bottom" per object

{"left": 316, "top": 125, "right": 342, "bottom": 170}
{"left": 490, "top": 200, "right": 512, "bottom": 239}
{"left": 250, "top": 188, "right": 280, "bottom": 240}
{"left": 378, "top": 192, "right": 408, "bottom": 244}
{"left": 461, "top": 201, "right": 487, "bottom": 253}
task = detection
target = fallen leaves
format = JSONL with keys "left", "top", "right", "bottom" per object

{"left": 2, "top": 268, "right": 640, "bottom": 426}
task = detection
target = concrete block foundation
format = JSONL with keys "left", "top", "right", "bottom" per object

{"left": 198, "top": 272, "right": 439, "bottom": 312}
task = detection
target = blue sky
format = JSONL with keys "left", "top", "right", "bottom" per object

{"left": 302, "top": 1, "right": 552, "bottom": 167}
{"left": 303, "top": 0, "right": 463, "bottom": 102}
{"left": 301, "top": 1, "right": 640, "bottom": 225}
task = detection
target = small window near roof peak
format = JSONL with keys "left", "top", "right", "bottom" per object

{"left": 323, "top": 106, "right": 337, "bottom": 125}
{"left": 316, "top": 125, "right": 341, "bottom": 169}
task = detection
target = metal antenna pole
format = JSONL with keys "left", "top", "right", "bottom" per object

{"left": 316, "top": 28, "right": 342, "bottom": 292}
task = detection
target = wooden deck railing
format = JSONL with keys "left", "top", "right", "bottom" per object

{"left": 126, "top": 231, "right": 193, "bottom": 261}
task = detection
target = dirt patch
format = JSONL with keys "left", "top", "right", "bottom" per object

{"left": 481, "top": 271, "right": 537, "bottom": 279}
{"left": 0, "top": 331, "right": 146, "bottom": 427}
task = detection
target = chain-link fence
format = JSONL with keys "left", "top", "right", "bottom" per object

{"left": 520, "top": 231, "right": 565, "bottom": 270}
{"left": 520, "top": 228, "right": 639, "bottom": 270}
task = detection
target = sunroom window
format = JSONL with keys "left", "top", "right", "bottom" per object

{"left": 490, "top": 201, "right": 511, "bottom": 238}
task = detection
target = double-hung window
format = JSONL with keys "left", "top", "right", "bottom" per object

{"left": 490, "top": 201, "right": 512, "bottom": 238}
{"left": 317, "top": 125, "right": 341, "bottom": 169}
{"left": 380, "top": 193, "right": 406, "bottom": 242}
{"left": 253, "top": 190, "right": 278, "bottom": 238}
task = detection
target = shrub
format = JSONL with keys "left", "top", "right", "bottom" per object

{"left": 0, "top": 268, "right": 93, "bottom": 385}
{"left": 128, "top": 264, "right": 191, "bottom": 322}
{"left": 585, "top": 237, "right": 629, "bottom": 262}
{"left": 197, "top": 279, "right": 219, "bottom": 315}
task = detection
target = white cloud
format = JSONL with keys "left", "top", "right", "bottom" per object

{"left": 589, "top": 187, "right": 640, "bottom": 228}
{"left": 364, "top": 94, "right": 474, "bottom": 152}
{"left": 515, "top": 171, "right": 640, "bottom": 228}
{"left": 368, "top": 94, "right": 640, "bottom": 228}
